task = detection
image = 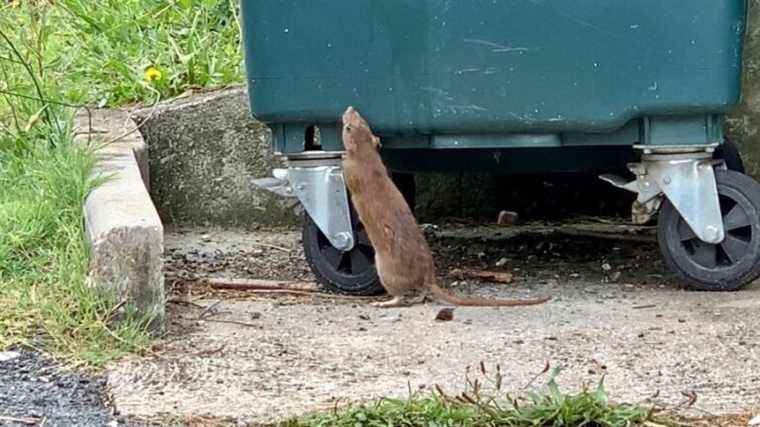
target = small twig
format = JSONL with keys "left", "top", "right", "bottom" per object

{"left": 231, "top": 289, "right": 377, "bottom": 299}
{"left": 0, "top": 89, "right": 91, "bottom": 108}
{"left": 207, "top": 278, "right": 318, "bottom": 292}
{"left": 0, "top": 416, "right": 41, "bottom": 425}
{"left": 248, "top": 242, "right": 291, "bottom": 252}
{"left": 98, "top": 92, "right": 161, "bottom": 147}
{"left": 557, "top": 228, "right": 656, "bottom": 243}
{"left": 104, "top": 299, "right": 126, "bottom": 322}
{"left": 676, "top": 390, "right": 698, "bottom": 409}
{"left": 193, "top": 344, "right": 226, "bottom": 357}
{"left": 202, "top": 318, "right": 258, "bottom": 328}
{"left": 449, "top": 268, "right": 513, "bottom": 284}
{"left": 633, "top": 304, "right": 657, "bottom": 310}
{"left": 521, "top": 361, "right": 551, "bottom": 391}
{"left": 166, "top": 298, "right": 205, "bottom": 309}
{"left": 198, "top": 300, "right": 223, "bottom": 319}
{"left": 0, "top": 28, "right": 59, "bottom": 134}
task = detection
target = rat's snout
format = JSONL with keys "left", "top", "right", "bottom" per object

{"left": 342, "top": 106, "right": 357, "bottom": 125}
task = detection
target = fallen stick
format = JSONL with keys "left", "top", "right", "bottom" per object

{"left": 205, "top": 278, "right": 377, "bottom": 300}
{"left": 248, "top": 242, "right": 291, "bottom": 252}
{"left": 206, "top": 278, "right": 320, "bottom": 292}
{"left": 558, "top": 228, "right": 656, "bottom": 243}
{"left": 0, "top": 416, "right": 40, "bottom": 425}
{"left": 166, "top": 298, "right": 205, "bottom": 309}
{"left": 203, "top": 319, "right": 259, "bottom": 328}
{"left": 449, "top": 268, "right": 514, "bottom": 284}
{"left": 228, "top": 289, "right": 376, "bottom": 300}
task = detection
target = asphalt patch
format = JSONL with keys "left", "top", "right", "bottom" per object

{"left": 0, "top": 350, "right": 122, "bottom": 427}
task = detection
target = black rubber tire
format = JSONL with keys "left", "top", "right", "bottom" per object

{"left": 715, "top": 137, "right": 745, "bottom": 174}
{"left": 303, "top": 208, "right": 383, "bottom": 296}
{"left": 658, "top": 169, "right": 760, "bottom": 291}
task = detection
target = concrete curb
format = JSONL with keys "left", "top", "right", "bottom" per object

{"left": 74, "top": 109, "right": 164, "bottom": 331}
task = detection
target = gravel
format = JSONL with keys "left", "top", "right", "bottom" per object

{"left": 0, "top": 350, "right": 122, "bottom": 427}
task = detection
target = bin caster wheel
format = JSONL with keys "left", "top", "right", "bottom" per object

{"left": 302, "top": 209, "right": 383, "bottom": 296}
{"left": 658, "top": 169, "right": 760, "bottom": 291}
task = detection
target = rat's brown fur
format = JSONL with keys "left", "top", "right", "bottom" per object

{"left": 341, "top": 106, "right": 550, "bottom": 308}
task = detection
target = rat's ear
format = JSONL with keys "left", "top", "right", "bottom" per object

{"left": 371, "top": 136, "right": 382, "bottom": 149}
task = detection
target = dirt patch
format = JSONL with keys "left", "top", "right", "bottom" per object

{"left": 107, "top": 222, "right": 760, "bottom": 425}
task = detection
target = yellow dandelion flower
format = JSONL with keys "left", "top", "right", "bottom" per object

{"left": 144, "top": 66, "right": 162, "bottom": 82}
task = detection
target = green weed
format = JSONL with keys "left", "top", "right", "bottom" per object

{"left": 282, "top": 366, "right": 663, "bottom": 427}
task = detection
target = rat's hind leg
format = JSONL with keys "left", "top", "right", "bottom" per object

{"left": 371, "top": 296, "right": 406, "bottom": 308}
{"left": 371, "top": 294, "right": 425, "bottom": 308}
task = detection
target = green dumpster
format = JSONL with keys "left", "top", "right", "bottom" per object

{"left": 243, "top": 0, "right": 760, "bottom": 295}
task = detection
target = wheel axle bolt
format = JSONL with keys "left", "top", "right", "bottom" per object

{"left": 333, "top": 232, "right": 353, "bottom": 250}
{"left": 704, "top": 225, "right": 721, "bottom": 243}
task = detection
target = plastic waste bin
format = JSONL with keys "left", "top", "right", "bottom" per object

{"left": 243, "top": 0, "right": 760, "bottom": 294}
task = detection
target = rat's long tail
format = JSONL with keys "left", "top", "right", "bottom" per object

{"left": 427, "top": 278, "right": 550, "bottom": 307}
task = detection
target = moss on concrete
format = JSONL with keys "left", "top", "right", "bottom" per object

{"left": 727, "top": 0, "right": 760, "bottom": 179}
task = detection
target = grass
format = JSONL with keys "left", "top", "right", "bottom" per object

{"left": 0, "top": 0, "right": 244, "bottom": 365}
{"left": 282, "top": 367, "right": 664, "bottom": 427}
{"left": 0, "top": 123, "right": 153, "bottom": 364}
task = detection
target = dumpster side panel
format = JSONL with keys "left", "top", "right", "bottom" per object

{"left": 242, "top": 0, "right": 746, "bottom": 136}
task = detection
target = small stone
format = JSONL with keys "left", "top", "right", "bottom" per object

{"left": 570, "top": 273, "right": 580, "bottom": 278}
{"left": 420, "top": 223, "right": 439, "bottom": 232}
{"left": 0, "top": 351, "right": 21, "bottom": 362}
{"left": 435, "top": 308, "right": 455, "bottom": 322}
{"left": 601, "top": 263, "right": 612, "bottom": 272}
{"left": 497, "top": 210, "right": 519, "bottom": 226}
{"left": 678, "top": 318, "right": 686, "bottom": 323}
{"left": 495, "top": 257, "right": 508, "bottom": 267}
{"left": 610, "top": 271, "right": 622, "bottom": 282}
{"left": 201, "top": 233, "right": 211, "bottom": 242}
{"left": 748, "top": 415, "right": 760, "bottom": 426}
{"left": 358, "top": 314, "right": 370, "bottom": 321}
{"left": 514, "top": 339, "right": 524, "bottom": 344}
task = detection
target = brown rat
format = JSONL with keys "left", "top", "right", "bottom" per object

{"left": 341, "top": 106, "right": 550, "bottom": 308}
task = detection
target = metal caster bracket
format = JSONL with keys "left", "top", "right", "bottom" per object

{"left": 252, "top": 152, "right": 355, "bottom": 251}
{"left": 600, "top": 145, "right": 725, "bottom": 244}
